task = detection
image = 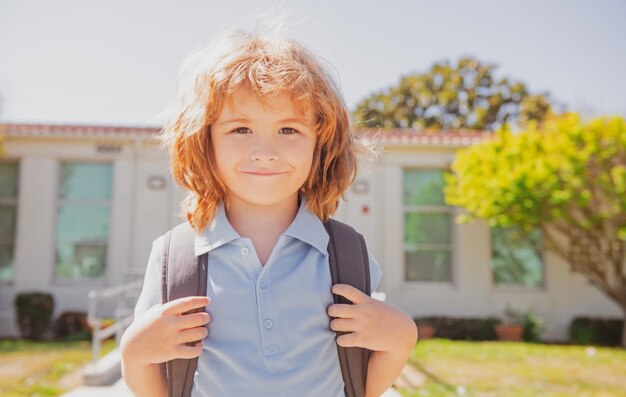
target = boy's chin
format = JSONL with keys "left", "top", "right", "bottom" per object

{"left": 230, "top": 192, "right": 300, "bottom": 208}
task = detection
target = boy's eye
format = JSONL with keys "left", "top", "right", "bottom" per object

{"left": 280, "top": 127, "right": 298, "bottom": 135}
{"left": 233, "top": 127, "right": 251, "bottom": 134}
{"left": 230, "top": 127, "right": 299, "bottom": 135}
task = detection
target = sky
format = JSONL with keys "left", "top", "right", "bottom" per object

{"left": 1, "top": 0, "right": 625, "bottom": 128}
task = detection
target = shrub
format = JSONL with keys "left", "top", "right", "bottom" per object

{"left": 53, "top": 311, "right": 90, "bottom": 341}
{"left": 522, "top": 310, "right": 545, "bottom": 342}
{"left": 14, "top": 292, "right": 55, "bottom": 340}
{"left": 414, "top": 316, "right": 499, "bottom": 340}
{"left": 569, "top": 317, "right": 622, "bottom": 346}
{"left": 63, "top": 329, "right": 92, "bottom": 342}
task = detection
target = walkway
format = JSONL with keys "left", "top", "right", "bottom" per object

{"left": 61, "top": 362, "right": 425, "bottom": 396}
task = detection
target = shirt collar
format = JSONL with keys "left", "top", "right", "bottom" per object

{"left": 282, "top": 196, "right": 329, "bottom": 256}
{"left": 194, "top": 202, "right": 242, "bottom": 256}
{"left": 194, "top": 196, "right": 329, "bottom": 257}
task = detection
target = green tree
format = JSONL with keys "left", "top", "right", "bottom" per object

{"left": 353, "top": 56, "right": 556, "bottom": 131}
{"left": 445, "top": 112, "right": 626, "bottom": 346}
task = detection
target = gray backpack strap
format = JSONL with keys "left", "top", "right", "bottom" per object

{"left": 161, "top": 221, "right": 208, "bottom": 397}
{"left": 324, "top": 219, "right": 372, "bottom": 397}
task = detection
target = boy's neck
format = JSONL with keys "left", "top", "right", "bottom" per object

{"left": 223, "top": 193, "right": 301, "bottom": 239}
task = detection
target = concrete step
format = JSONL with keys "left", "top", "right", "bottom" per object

{"left": 82, "top": 349, "right": 122, "bottom": 386}
{"left": 394, "top": 361, "right": 426, "bottom": 390}
{"left": 63, "top": 378, "right": 404, "bottom": 397}
{"left": 62, "top": 377, "right": 132, "bottom": 397}
{"left": 382, "top": 387, "right": 404, "bottom": 396}
{"left": 62, "top": 355, "right": 421, "bottom": 396}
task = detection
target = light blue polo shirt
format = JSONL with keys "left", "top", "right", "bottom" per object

{"left": 133, "top": 197, "right": 383, "bottom": 397}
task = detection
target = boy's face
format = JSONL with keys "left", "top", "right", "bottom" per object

{"left": 211, "top": 86, "right": 317, "bottom": 208}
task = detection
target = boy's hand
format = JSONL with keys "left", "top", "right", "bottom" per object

{"left": 327, "top": 284, "right": 417, "bottom": 355}
{"left": 121, "top": 296, "right": 211, "bottom": 366}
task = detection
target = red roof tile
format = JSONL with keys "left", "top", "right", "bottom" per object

{"left": 0, "top": 123, "right": 161, "bottom": 137}
{"left": 358, "top": 128, "right": 490, "bottom": 146}
{"left": 0, "top": 123, "right": 492, "bottom": 146}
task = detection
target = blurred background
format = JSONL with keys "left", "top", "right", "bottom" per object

{"left": 1, "top": 1, "right": 625, "bottom": 396}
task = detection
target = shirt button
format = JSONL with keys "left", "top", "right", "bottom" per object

{"left": 259, "top": 279, "right": 268, "bottom": 289}
{"left": 241, "top": 247, "right": 249, "bottom": 256}
{"left": 264, "top": 319, "right": 273, "bottom": 329}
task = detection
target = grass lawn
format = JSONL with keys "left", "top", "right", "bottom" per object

{"left": 0, "top": 338, "right": 116, "bottom": 397}
{"left": 399, "top": 339, "right": 626, "bottom": 397}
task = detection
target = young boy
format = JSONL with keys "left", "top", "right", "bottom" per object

{"left": 120, "top": 22, "right": 417, "bottom": 397}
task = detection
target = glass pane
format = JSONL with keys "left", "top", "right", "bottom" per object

{"left": 0, "top": 205, "right": 16, "bottom": 240}
{"left": 55, "top": 205, "right": 109, "bottom": 279}
{"left": 403, "top": 169, "right": 445, "bottom": 205}
{"left": 405, "top": 250, "right": 451, "bottom": 282}
{"left": 405, "top": 212, "right": 450, "bottom": 245}
{"left": 58, "top": 163, "right": 112, "bottom": 200}
{"left": 0, "top": 244, "right": 14, "bottom": 282}
{"left": 491, "top": 226, "right": 543, "bottom": 287}
{"left": 0, "top": 162, "right": 19, "bottom": 198}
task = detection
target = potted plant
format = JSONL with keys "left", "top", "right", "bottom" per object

{"left": 414, "top": 318, "right": 436, "bottom": 340}
{"left": 494, "top": 304, "right": 524, "bottom": 341}
{"left": 521, "top": 309, "right": 545, "bottom": 343}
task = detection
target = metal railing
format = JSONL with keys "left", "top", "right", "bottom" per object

{"left": 87, "top": 279, "right": 143, "bottom": 367}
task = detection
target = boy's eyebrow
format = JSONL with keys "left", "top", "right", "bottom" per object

{"left": 215, "top": 118, "right": 249, "bottom": 127}
{"left": 215, "top": 117, "right": 311, "bottom": 127}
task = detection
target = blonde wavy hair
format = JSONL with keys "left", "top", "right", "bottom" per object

{"left": 158, "top": 21, "right": 379, "bottom": 233}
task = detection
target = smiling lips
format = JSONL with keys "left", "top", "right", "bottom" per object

{"left": 242, "top": 170, "right": 286, "bottom": 176}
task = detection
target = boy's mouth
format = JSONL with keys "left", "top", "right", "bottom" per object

{"left": 242, "top": 170, "right": 285, "bottom": 176}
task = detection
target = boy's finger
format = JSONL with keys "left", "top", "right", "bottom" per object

{"left": 176, "top": 342, "right": 204, "bottom": 359}
{"left": 331, "top": 284, "right": 367, "bottom": 304}
{"left": 330, "top": 318, "right": 355, "bottom": 332}
{"left": 178, "top": 311, "right": 211, "bottom": 329}
{"left": 327, "top": 303, "right": 355, "bottom": 319}
{"left": 163, "top": 296, "right": 211, "bottom": 316}
{"left": 177, "top": 326, "right": 209, "bottom": 344}
{"left": 336, "top": 333, "right": 359, "bottom": 348}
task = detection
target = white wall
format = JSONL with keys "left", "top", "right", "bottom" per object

{"left": 1, "top": 136, "right": 622, "bottom": 341}
{"left": 0, "top": 134, "right": 175, "bottom": 336}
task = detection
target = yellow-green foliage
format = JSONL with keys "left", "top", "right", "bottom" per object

{"left": 444, "top": 112, "right": 626, "bottom": 240}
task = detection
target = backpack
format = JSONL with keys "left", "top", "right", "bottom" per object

{"left": 159, "top": 218, "right": 372, "bottom": 397}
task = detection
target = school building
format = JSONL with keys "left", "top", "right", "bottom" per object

{"left": 0, "top": 123, "right": 621, "bottom": 340}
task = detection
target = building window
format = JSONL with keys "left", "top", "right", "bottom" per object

{"left": 403, "top": 169, "right": 453, "bottom": 282}
{"left": 491, "top": 225, "right": 544, "bottom": 288}
{"left": 55, "top": 162, "right": 112, "bottom": 280}
{"left": 0, "top": 162, "right": 19, "bottom": 283}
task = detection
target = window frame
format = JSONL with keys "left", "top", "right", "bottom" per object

{"left": 52, "top": 160, "right": 113, "bottom": 284}
{"left": 402, "top": 167, "right": 456, "bottom": 284}
{"left": 0, "top": 160, "right": 20, "bottom": 285}
{"left": 489, "top": 225, "right": 547, "bottom": 291}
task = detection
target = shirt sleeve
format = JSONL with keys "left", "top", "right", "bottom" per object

{"left": 368, "top": 254, "right": 383, "bottom": 293}
{"left": 133, "top": 234, "right": 166, "bottom": 319}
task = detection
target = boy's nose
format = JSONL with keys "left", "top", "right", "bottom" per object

{"left": 250, "top": 133, "right": 280, "bottom": 162}
{"left": 250, "top": 148, "right": 279, "bottom": 162}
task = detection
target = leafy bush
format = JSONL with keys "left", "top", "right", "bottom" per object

{"left": 501, "top": 303, "right": 525, "bottom": 325}
{"left": 14, "top": 292, "right": 54, "bottom": 340}
{"left": 569, "top": 317, "right": 622, "bottom": 346}
{"left": 414, "top": 316, "right": 500, "bottom": 340}
{"left": 63, "top": 329, "right": 92, "bottom": 342}
{"left": 522, "top": 311, "right": 545, "bottom": 342}
{"left": 53, "top": 311, "right": 90, "bottom": 341}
